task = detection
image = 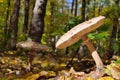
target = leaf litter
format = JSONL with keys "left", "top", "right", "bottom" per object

{"left": 0, "top": 51, "right": 119, "bottom": 80}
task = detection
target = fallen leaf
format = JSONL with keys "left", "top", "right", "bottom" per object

{"left": 86, "top": 77, "right": 94, "bottom": 80}
{"left": 69, "top": 67, "right": 76, "bottom": 74}
{"left": 41, "top": 60, "right": 49, "bottom": 68}
{"left": 110, "top": 68, "right": 120, "bottom": 79}
{"left": 98, "top": 76, "right": 114, "bottom": 80}
{"left": 27, "top": 74, "right": 39, "bottom": 80}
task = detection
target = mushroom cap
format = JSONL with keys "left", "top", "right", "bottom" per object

{"left": 16, "top": 41, "right": 51, "bottom": 51}
{"left": 56, "top": 16, "right": 105, "bottom": 49}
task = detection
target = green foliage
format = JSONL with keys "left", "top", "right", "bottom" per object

{"left": 88, "top": 23, "right": 110, "bottom": 40}
{"left": 69, "top": 40, "right": 83, "bottom": 50}
{"left": 99, "top": 24, "right": 110, "bottom": 31}
{"left": 88, "top": 33, "right": 96, "bottom": 39}
{"left": 88, "top": 32, "right": 109, "bottom": 40}
{"left": 95, "top": 32, "right": 109, "bottom": 39}
{"left": 112, "top": 42, "right": 119, "bottom": 53}
{"left": 116, "top": 59, "right": 120, "bottom": 64}
{"left": 41, "top": 33, "right": 47, "bottom": 44}
{"left": 0, "top": 0, "right": 119, "bottom": 56}
{"left": 64, "top": 17, "right": 82, "bottom": 32}
{"left": 17, "top": 33, "right": 27, "bottom": 42}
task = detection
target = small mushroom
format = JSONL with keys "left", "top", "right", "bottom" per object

{"left": 56, "top": 16, "right": 105, "bottom": 73}
{"left": 16, "top": 40, "right": 51, "bottom": 51}
{"left": 16, "top": 40, "right": 51, "bottom": 71}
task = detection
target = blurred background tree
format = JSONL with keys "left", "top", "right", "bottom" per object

{"left": 0, "top": 0, "right": 119, "bottom": 59}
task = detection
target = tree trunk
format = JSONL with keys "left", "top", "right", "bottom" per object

{"left": 86, "top": 0, "right": 90, "bottom": 20}
{"left": 74, "top": 0, "right": 78, "bottom": 16}
{"left": 10, "top": 0, "right": 20, "bottom": 49}
{"left": 4, "top": 0, "right": 10, "bottom": 49}
{"left": 118, "top": 25, "right": 120, "bottom": 36}
{"left": 81, "top": 0, "right": 86, "bottom": 21}
{"left": 109, "top": 0, "right": 119, "bottom": 56}
{"left": 109, "top": 18, "right": 118, "bottom": 56}
{"left": 23, "top": 0, "right": 30, "bottom": 34}
{"left": 93, "top": 0, "right": 96, "bottom": 17}
{"left": 116, "top": 0, "right": 120, "bottom": 55}
{"left": 50, "top": 1, "right": 55, "bottom": 50}
{"left": 29, "top": 0, "right": 48, "bottom": 43}
{"left": 98, "top": 0, "right": 102, "bottom": 15}
{"left": 118, "top": 22, "right": 120, "bottom": 55}
{"left": 71, "top": 0, "right": 75, "bottom": 14}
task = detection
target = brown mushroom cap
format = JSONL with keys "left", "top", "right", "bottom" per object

{"left": 16, "top": 41, "right": 51, "bottom": 51}
{"left": 56, "top": 16, "right": 105, "bottom": 49}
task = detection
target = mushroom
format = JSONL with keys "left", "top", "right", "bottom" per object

{"left": 16, "top": 40, "right": 51, "bottom": 71}
{"left": 56, "top": 16, "right": 105, "bottom": 73}
{"left": 16, "top": 40, "right": 51, "bottom": 51}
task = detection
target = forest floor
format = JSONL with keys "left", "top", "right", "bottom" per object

{"left": 0, "top": 51, "right": 120, "bottom": 80}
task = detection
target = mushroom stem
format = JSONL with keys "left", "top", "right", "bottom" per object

{"left": 81, "top": 35, "right": 103, "bottom": 69}
{"left": 26, "top": 50, "right": 36, "bottom": 71}
{"left": 29, "top": 50, "right": 36, "bottom": 65}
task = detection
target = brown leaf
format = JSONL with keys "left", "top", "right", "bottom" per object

{"left": 110, "top": 68, "right": 120, "bottom": 79}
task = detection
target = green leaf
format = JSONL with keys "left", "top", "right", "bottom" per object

{"left": 88, "top": 33, "right": 95, "bottom": 39}
{"left": 68, "top": 19, "right": 75, "bottom": 25}
{"left": 112, "top": 43, "right": 119, "bottom": 53}
{"left": 95, "top": 32, "right": 109, "bottom": 39}
{"left": 55, "top": 13, "right": 64, "bottom": 17}
{"left": 99, "top": 24, "right": 110, "bottom": 31}
{"left": 116, "top": 59, "right": 120, "bottom": 64}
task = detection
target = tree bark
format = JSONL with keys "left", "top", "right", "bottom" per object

{"left": 71, "top": 0, "right": 78, "bottom": 16}
{"left": 109, "top": 18, "right": 118, "bottom": 56}
{"left": 98, "top": 0, "right": 102, "bottom": 15}
{"left": 109, "top": 0, "right": 119, "bottom": 56}
{"left": 50, "top": 1, "right": 55, "bottom": 50}
{"left": 4, "top": 0, "right": 10, "bottom": 49}
{"left": 10, "top": 0, "right": 20, "bottom": 49}
{"left": 93, "top": 0, "right": 96, "bottom": 17}
{"left": 86, "top": 0, "right": 90, "bottom": 20}
{"left": 29, "top": 0, "right": 48, "bottom": 43}
{"left": 74, "top": 0, "right": 78, "bottom": 16}
{"left": 71, "top": 0, "right": 75, "bottom": 14}
{"left": 81, "top": 0, "right": 86, "bottom": 21}
{"left": 116, "top": 0, "right": 120, "bottom": 55}
{"left": 23, "top": 0, "right": 30, "bottom": 34}
{"left": 118, "top": 22, "right": 120, "bottom": 55}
